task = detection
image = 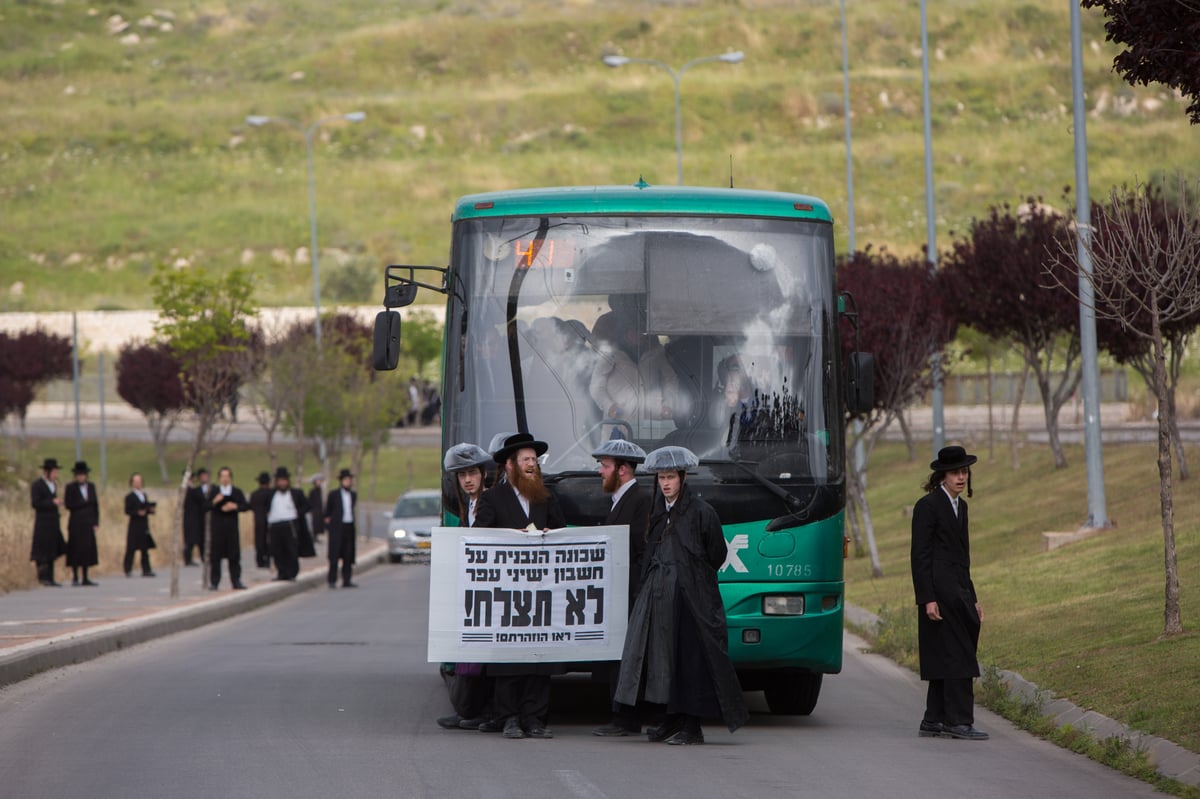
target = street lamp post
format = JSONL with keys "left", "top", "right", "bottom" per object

{"left": 602, "top": 51, "right": 744, "bottom": 185}
{"left": 245, "top": 112, "right": 366, "bottom": 346}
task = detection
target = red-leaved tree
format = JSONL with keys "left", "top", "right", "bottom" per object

{"left": 942, "top": 198, "right": 1080, "bottom": 469}
{"left": 838, "top": 247, "right": 957, "bottom": 576}
{"left": 116, "top": 341, "right": 186, "bottom": 483}
{"left": 0, "top": 328, "right": 73, "bottom": 440}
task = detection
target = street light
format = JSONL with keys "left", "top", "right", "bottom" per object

{"left": 602, "top": 51, "right": 745, "bottom": 185}
{"left": 245, "top": 111, "right": 366, "bottom": 346}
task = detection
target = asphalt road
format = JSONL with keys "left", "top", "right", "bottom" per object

{"left": 0, "top": 565, "right": 1158, "bottom": 799}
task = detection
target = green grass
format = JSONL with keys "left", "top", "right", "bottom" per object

{"left": 846, "top": 439, "right": 1200, "bottom": 754}
{"left": 2, "top": 0, "right": 1198, "bottom": 311}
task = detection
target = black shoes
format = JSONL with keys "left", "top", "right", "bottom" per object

{"left": 231, "top": 582, "right": 247, "bottom": 590}
{"left": 592, "top": 721, "right": 640, "bottom": 737}
{"left": 646, "top": 717, "right": 683, "bottom": 743}
{"left": 437, "top": 714, "right": 464, "bottom": 730}
{"left": 527, "top": 724, "right": 553, "bottom": 739}
{"left": 477, "top": 718, "right": 504, "bottom": 733}
{"left": 502, "top": 717, "right": 527, "bottom": 739}
{"left": 342, "top": 582, "right": 358, "bottom": 588}
{"left": 39, "top": 579, "right": 62, "bottom": 587}
{"left": 919, "top": 720, "right": 944, "bottom": 738}
{"left": 142, "top": 571, "right": 156, "bottom": 577}
{"left": 81, "top": 579, "right": 98, "bottom": 587}
{"left": 943, "top": 724, "right": 989, "bottom": 741}
{"left": 458, "top": 716, "right": 486, "bottom": 730}
{"left": 664, "top": 728, "right": 705, "bottom": 746}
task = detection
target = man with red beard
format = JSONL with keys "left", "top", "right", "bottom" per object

{"left": 473, "top": 432, "right": 565, "bottom": 740}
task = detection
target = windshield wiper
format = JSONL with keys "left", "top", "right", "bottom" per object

{"left": 705, "top": 456, "right": 815, "bottom": 516}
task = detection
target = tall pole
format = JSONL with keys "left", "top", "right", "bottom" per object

{"left": 304, "top": 124, "right": 323, "bottom": 346}
{"left": 98, "top": 352, "right": 108, "bottom": 486}
{"left": 920, "top": 0, "right": 945, "bottom": 455}
{"left": 602, "top": 52, "right": 743, "bottom": 185}
{"left": 71, "top": 311, "right": 82, "bottom": 461}
{"left": 840, "top": 0, "right": 856, "bottom": 254}
{"left": 1070, "top": 0, "right": 1108, "bottom": 528}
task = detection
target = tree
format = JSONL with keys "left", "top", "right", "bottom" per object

{"left": 115, "top": 341, "right": 186, "bottom": 483}
{"left": 152, "top": 265, "right": 258, "bottom": 598}
{"left": 0, "top": 328, "right": 73, "bottom": 440}
{"left": 1081, "top": 0, "right": 1200, "bottom": 125}
{"left": 942, "top": 199, "right": 1080, "bottom": 469}
{"left": 1059, "top": 176, "right": 1200, "bottom": 637}
{"left": 838, "top": 247, "right": 958, "bottom": 577}
{"left": 404, "top": 309, "right": 444, "bottom": 379}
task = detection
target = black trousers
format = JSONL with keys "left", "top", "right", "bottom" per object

{"left": 183, "top": 539, "right": 203, "bottom": 564}
{"left": 328, "top": 523, "right": 355, "bottom": 585}
{"left": 493, "top": 674, "right": 551, "bottom": 727}
{"left": 254, "top": 522, "right": 270, "bottom": 568}
{"left": 924, "top": 678, "right": 975, "bottom": 727}
{"left": 269, "top": 522, "right": 299, "bottom": 580}
{"left": 210, "top": 536, "right": 242, "bottom": 588}
{"left": 449, "top": 674, "right": 494, "bottom": 720}
{"left": 123, "top": 546, "right": 151, "bottom": 575}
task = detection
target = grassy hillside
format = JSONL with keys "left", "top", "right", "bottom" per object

{"left": 1, "top": 0, "right": 1197, "bottom": 311}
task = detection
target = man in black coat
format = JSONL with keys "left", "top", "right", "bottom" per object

{"left": 267, "top": 467, "right": 310, "bottom": 581}
{"left": 589, "top": 439, "right": 651, "bottom": 737}
{"left": 182, "top": 467, "right": 211, "bottom": 566}
{"left": 64, "top": 460, "right": 100, "bottom": 586}
{"left": 308, "top": 475, "right": 326, "bottom": 545}
{"left": 323, "top": 469, "right": 358, "bottom": 589}
{"left": 123, "top": 472, "right": 156, "bottom": 578}
{"left": 249, "top": 471, "right": 272, "bottom": 568}
{"left": 615, "top": 445, "right": 749, "bottom": 746}
{"left": 473, "top": 433, "right": 566, "bottom": 740}
{"left": 30, "top": 457, "right": 66, "bottom": 587}
{"left": 911, "top": 445, "right": 988, "bottom": 741}
{"left": 209, "top": 466, "right": 249, "bottom": 590}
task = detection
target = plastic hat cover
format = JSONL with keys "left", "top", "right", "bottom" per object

{"left": 444, "top": 443, "right": 492, "bottom": 472}
{"left": 591, "top": 439, "right": 647, "bottom": 463}
{"left": 487, "top": 432, "right": 517, "bottom": 456}
{"left": 640, "top": 445, "right": 700, "bottom": 473}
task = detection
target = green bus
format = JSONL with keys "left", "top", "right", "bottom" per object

{"left": 372, "top": 182, "right": 872, "bottom": 715}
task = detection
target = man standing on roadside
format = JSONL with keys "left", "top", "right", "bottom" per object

{"left": 249, "top": 471, "right": 272, "bottom": 569}
{"left": 182, "top": 467, "right": 211, "bottom": 567}
{"left": 911, "top": 445, "right": 988, "bottom": 742}
{"left": 323, "top": 469, "right": 358, "bottom": 589}
{"left": 473, "top": 433, "right": 565, "bottom": 741}
{"left": 64, "top": 460, "right": 100, "bottom": 587}
{"left": 308, "top": 474, "right": 326, "bottom": 545}
{"left": 590, "top": 439, "right": 651, "bottom": 738}
{"left": 30, "top": 457, "right": 66, "bottom": 587}
{"left": 268, "top": 467, "right": 309, "bottom": 581}
{"left": 209, "top": 466, "right": 249, "bottom": 590}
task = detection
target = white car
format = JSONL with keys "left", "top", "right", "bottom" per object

{"left": 383, "top": 489, "right": 442, "bottom": 562}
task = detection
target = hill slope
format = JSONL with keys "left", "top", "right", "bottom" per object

{"left": 1, "top": 0, "right": 1196, "bottom": 310}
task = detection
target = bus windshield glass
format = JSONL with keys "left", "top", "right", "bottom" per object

{"left": 445, "top": 214, "right": 842, "bottom": 484}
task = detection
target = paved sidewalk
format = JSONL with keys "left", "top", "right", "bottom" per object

{"left": 0, "top": 538, "right": 389, "bottom": 687}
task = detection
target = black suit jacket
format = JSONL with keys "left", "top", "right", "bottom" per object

{"left": 605, "top": 481, "right": 652, "bottom": 605}
{"left": 30, "top": 478, "right": 65, "bottom": 562}
{"left": 209, "top": 487, "right": 249, "bottom": 538}
{"left": 183, "top": 483, "right": 212, "bottom": 540}
{"left": 910, "top": 487, "right": 980, "bottom": 680}
{"left": 324, "top": 487, "right": 357, "bottom": 536}
{"left": 64, "top": 481, "right": 100, "bottom": 534}
{"left": 473, "top": 483, "right": 565, "bottom": 530}
{"left": 308, "top": 486, "right": 325, "bottom": 535}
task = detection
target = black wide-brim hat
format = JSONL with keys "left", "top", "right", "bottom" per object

{"left": 274, "top": 466, "right": 291, "bottom": 480}
{"left": 42, "top": 457, "right": 60, "bottom": 471}
{"left": 72, "top": 460, "right": 91, "bottom": 474}
{"left": 492, "top": 432, "right": 549, "bottom": 464}
{"left": 930, "top": 445, "right": 978, "bottom": 472}
{"left": 257, "top": 471, "right": 271, "bottom": 485}
{"left": 337, "top": 468, "right": 353, "bottom": 480}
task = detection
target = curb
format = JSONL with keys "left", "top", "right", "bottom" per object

{"left": 0, "top": 545, "right": 388, "bottom": 689}
{"left": 845, "top": 602, "right": 1200, "bottom": 789}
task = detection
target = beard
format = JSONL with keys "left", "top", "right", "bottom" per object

{"left": 509, "top": 462, "right": 550, "bottom": 505}
{"left": 602, "top": 470, "right": 621, "bottom": 495}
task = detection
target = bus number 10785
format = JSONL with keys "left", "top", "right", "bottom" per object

{"left": 765, "top": 563, "right": 814, "bottom": 578}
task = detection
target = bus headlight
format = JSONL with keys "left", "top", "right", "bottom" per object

{"left": 763, "top": 595, "right": 805, "bottom": 616}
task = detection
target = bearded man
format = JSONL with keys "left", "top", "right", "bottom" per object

{"left": 472, "top": 432, "right": 565, "bottom": 740}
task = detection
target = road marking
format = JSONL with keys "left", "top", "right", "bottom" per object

{"left": 554, "top": 770, "right": 609, "bottom": 799}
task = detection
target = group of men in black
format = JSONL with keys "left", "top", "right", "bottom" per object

{"left": 435, "top": 432, "right": 748, "bottom": 745}
{"left": 31, "top": 459, "right": 361, "bottom": 591}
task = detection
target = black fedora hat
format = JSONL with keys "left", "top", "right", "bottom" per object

{"left": 930, "top": 445, "right": 978, "bottom": 472}
{"left": 492, "top": 432, "right": 549, "bottom": 464}
{"left": 72, "top": 460, "right": 91, "bottom": 475}
{"left": 274, "top": 466, "right": 291, "bottom": 480}
{"left": 42, "top": 457, "right": 60, "bottom": 472}
{"left": 257, "top": 471, "right": 271, "bottom": 485}
{"left": 337, "top": 468, "right": 353, "bottom": 480}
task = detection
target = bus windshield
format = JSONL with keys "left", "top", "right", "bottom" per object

{"left": 444, "top": 214, "right": 842, "bottom": 484}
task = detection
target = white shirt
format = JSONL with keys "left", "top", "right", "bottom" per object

{"left": 44, "top": 478, "right": 57, "bottom": 495}
{"left": 79, "top": 483, "right": 88, "bottom": 501}
{"left": 133, "top": 489, "right": 146, "bottom": 503}
{"left": 610, "top": 477, "right": 636, "bottom": 509}
{"left": 941, "top": 485, "right": 960, "bottom": 518}
{"left": 340, "top": 488, "right": 354, "bottom": 523}
{"left": 664, "top": 499, "right": 676, "bottom": 513}
{"left": 219, "top": 484, "right": 233, "bottom": 497}
{"left": 468, "top": 498, "right": 478, "bottom": 527}
{"left": 268, "top": 490, "right": 298, "bottom": 523}
{"left": 512, "top": 486, "right": 530, "bottom": 519}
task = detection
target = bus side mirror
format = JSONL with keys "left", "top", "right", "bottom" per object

{"left": 373, "top": 311, "right": 402, "bottom": 371}
{"left": 845, "top": 352, "right": 874, "bottom": 415}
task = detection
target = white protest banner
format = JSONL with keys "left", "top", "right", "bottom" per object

{"left": 427, "top": 526, "right": 629, "bottom": 663}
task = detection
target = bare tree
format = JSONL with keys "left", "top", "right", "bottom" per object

{"left": 1059, "top": 176, "right": 1200, "bottom": 638}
